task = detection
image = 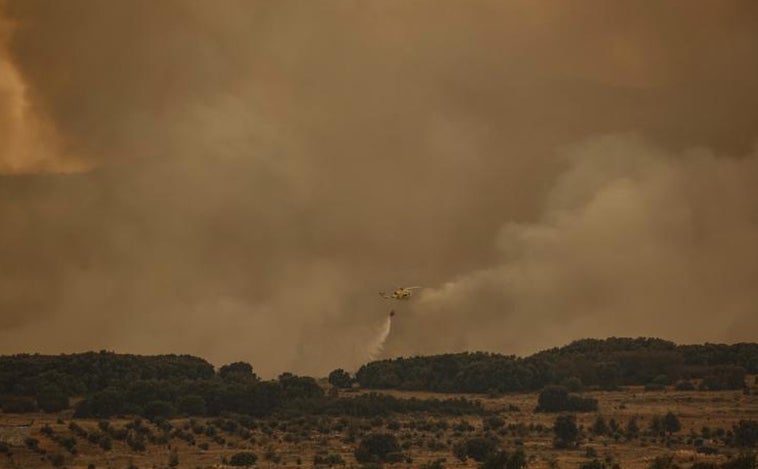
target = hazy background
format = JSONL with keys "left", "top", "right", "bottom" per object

{"left": 1, "top": 1, "right": 757, "bottom": 377}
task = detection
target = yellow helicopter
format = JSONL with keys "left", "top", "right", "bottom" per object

{"left": 379, "top": 286, "right": 423, "bottom": 300}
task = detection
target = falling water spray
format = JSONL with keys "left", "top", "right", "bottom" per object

{"left": 366, "top": 310, "right": 393, "bottom": 361}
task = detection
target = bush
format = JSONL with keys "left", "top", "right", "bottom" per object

{"left": 37, "top": 386, "right": 70, "bottom": 413}
{"left": 99, "top": 436, "right": 112, "bottom": 450}
{"left": 49, "top": 453, "right": 65, "bottom": 467}
{"left": 592, "top": 416, "right": 609, "bottom": 436}
{"left": 178, "top": 395, "right": 206, "bottom": 415}
{"left": 554, "top": 415, "right": 579, "bottom": 449}
{"left": 690, "top": 463, "right": 718, "bottom": 469}
{"left": 675, "top": 381, "right": 695, "bottom": 391}
{"left": 663, "top": 412, "right": 682, "bottom": 434}
{"left": 722, "top": 454, "right": 756, "bottom": 469}
{"left": 143, "top": 400, "right": 176, "bottom": 420}
{"left": 421, "top": 459, "right": 446, "bottom": 469}
{"left": 648, "top": 455, "right": 679, "bottom": 469}
{"left": 626, "top": 417, "right": 640, "bottom": 439}
{"left": 314, "top": 453, "right": 346, "bottom": 465}
{"left": 480, "top": 449, "right": 527, "bottom": 469}
{"left": 2, "top": 396, "right": 38, "bottom": 413}
{"left": 453, "top": 436, "right": 499, "bottom": 462}
{"left": 483, "top": 415, "right": 506, "bottom": 430}
{"left": 563, "top": 377, "right": 584, "bottom": 392}
{"left": 537, "top": 386, "right": 570, "bottom": 412}
{"left": 580, "top": 460, "right": 608, "bottom": 469}
{"left": 355, "top": 433, "right": 402, "bottom": 463}
{"left": 25, "top": 437, "right": 39, "bottom": 450}
{"left": 733, "top": 420, "right": 758, "bottom": 448}
{"left": 328, "top": 369, "right": 353, "bottom": 389}
{"left": 219, "top": 362, "right": 257, "bottom": 381}
{"left": 229, "top": 452, "right": 258, "bottom": 466}
{"left": 537, "top": 386, "right": 597, "bottom": 413}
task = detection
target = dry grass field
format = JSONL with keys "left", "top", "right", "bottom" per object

{"left": 0, "top": 379, "right": 755, "bottom": 469}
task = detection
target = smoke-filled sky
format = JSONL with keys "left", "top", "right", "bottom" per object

{"left": 1, "top": 1, "right": 757, "bottom": 377}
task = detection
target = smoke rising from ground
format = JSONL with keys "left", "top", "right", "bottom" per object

{"left": 0, "top": 1, "right": 757, "bottom": 376}
{"left": 392, "top": 135, "right": 758, "bottom": 356}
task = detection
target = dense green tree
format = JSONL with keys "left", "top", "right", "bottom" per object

{"left": 554, "top": 415, "right": 579, "bottom": 449}
{"left": 36, "top": 385, "right": 69, "bottom": 413}
{"left": 356, "top": 339, "right": 758, "bottom": 393}
{"left": 537, "top": 386, "right": 598, "bottom": 412}
{"left": 75, "top": 388, "right": 126, "bottom": 418}
{"left": 626, "top": 417, "right": 640, "bottom": 439}
{"left": 219, "top": 362, "right": 258, "bottom": 381}
{"left": 537, "top": 386, "right": 570, "bottom": 412}
{"left": 2, "top": 396, "right": 38, "bottom": 413}
{"left": 733, "top": 420, "right": 758, "bottom": 447}
{"left": 178, "top": 394, "right": 207, "bottom": 415}
{"left": 650, "top": 415, "right": 664, "bottom": 435}
{"left": 143, "top": 400, "right": 176, "bottom": 420}
{"left": 592, "top": 415, "right": 609, "bottom": 436}
{"left": 278, "top": 373, "right": 324, "bottom": 399}
{"left": 328, "top": 369, "right": 353, "bottom": 388}
{"left": 662, "top": 412, "right": 682, "bottom": 435}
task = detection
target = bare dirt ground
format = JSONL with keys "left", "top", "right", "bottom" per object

{"left": 0, "top": 379, "right": 755, "bottom": 469}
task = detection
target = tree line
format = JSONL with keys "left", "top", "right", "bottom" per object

{"left": 355, "top": 338, "right": 757, "bottom": 393}
{"left": 0, "top": 354, "right": 485, "bottom": 419}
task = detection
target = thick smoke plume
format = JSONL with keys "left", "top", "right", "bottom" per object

{"left": 391, "top": 135, "right": 758, "bottom": 356}
{"left": 0, "top": 1, "right": 757, "bottom": 376}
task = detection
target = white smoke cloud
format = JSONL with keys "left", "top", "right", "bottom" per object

{"left": 396, "top": 134, "right": 758, "bottom": 356}
{"left": 1, "top": 2, "right": 758, "bottom": 377}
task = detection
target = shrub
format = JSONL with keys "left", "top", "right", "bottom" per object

{"left": 2, "top": 396, "right": 38, "bottom": 413}
{"left": 143, "top": 400, "right": 176, "bottom": 420}
{"left": 554, "top": 415, "right": 579, "bottom": 449}
{"left": 168, "top": 448, "right": 179, "bottom": 467}
{"left": 733, "top": 420, "right": 758, "bottom": 448}
{"left": 722, "top": 454, "right": 756, "bottom": 469}
{"left": 99, "top": 436, "right": 112, "bottom": 450}
{"left": 648, "top": 455, "right": 679, "bottom": 469}
{"left": 580, "top": 460, "right": 608, "bottom": 469}
{"left": 314, "top": 453, "right": 346, "bottom": 465}
{"left": 229, "top": 452, "right": 258, "bottom": 466}
{"left": 537, "top": 386, "right": 597, "bottom": 412}
{"left": 421, "top": 459, "right": 446, "bottom": 469}
{"left": 328, "top": 369, "right": 353, "bottom": 389}
{"left": 355, "top": 433, "right": 402, "bottom": 463}
{"left": 178, "top": 395, "right": 207, "bottom": 415}
{"left": 483, "top": 415, "right": 506, "bottom": 430}
{"left": 37, "top": 386, "right": 70, "bottom": 413}
{"left": 663, "top": 412, "right": 682, "bottom": 435}
{"left": 675, "top": 381, "right": 695, "bottom": 391}
{"left": 453, "top": 436, "right": 499, "bottom": 462}
{"left": 592, "top": 416, "right": 609, "bottom": 436}
{"left": 49, "top": 453, "right": 65, "bottom": 467}
{"left": 690, "top": 463, "right": 718, "bottom": 469}
{"left": 24, "top": 437, "right": 39, "bottom": 450}
{"left": 480, "top": 449, "right": 527, "bottom": 469}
